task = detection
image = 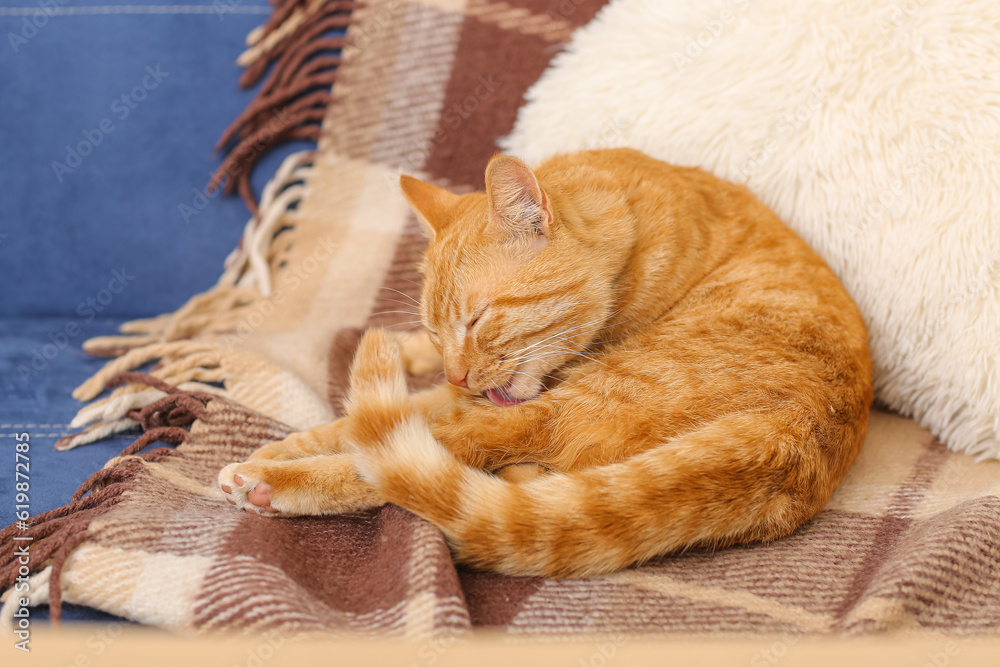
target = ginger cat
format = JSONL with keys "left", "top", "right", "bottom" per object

{"left": 219, "top": 148, "right": 872, "bottom": 577}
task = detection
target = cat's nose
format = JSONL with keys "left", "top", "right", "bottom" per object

{"left": 446, "top": 367, "right": 469, "bottom": 387}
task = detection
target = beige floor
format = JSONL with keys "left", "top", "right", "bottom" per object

{"left": 4, "top": 628, "right": 999, "bottom": 666}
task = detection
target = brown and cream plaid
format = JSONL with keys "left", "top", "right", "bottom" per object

{"left": 1, "top": 0, "right": 999, "bottom": 637}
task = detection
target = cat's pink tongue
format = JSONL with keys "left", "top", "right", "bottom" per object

{"left": 486, "top": 383, "right": 527, "bottom": 407}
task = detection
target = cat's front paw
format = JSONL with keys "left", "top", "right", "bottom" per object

{"left": 348, "top": 328, "right": 409, "bottom": 404}
{"left": 246, "top": 440, "right": 302, "bottom": 462}
{"left": 218, "top": 454, "right": 385, "bottom": 517}
{"left": 396, "top": 329, "right": 444, "bottom": 376}
{"left": 219, "top": 461, "right": 283, "bottom": 516}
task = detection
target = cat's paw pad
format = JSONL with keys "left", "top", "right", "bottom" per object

{"left": 218, "top": 462, "right": 282, "bottom": 516}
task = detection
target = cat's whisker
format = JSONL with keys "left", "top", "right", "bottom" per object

{"left": 545, "top": 300, "right": 608, "bottom": 308}
{"left": 512, "top": 320, "right": 600, "bottom": 355}
{"left": 514, "top": 330, "right": 611, "bottom": 359}
{"left": 511, "top": 316, "right": 611, "bottom": 356}
{"left": 571, "top": 353, "right": 613, "bottom": 369}
{"left": 509, "top": 369, "right": 562, "bottom": 383}
{"left": 381, "top": 320, "right": 424, "bottom": 329}
{"left": 509, "top": 346, "right": 574, "bottom": 362}
{"left": 376, "top": 298, "right": 424, "bottom": 311}
{"left": 378, "top": 286, "right": 421, "bottom": 305}
{"left": 534, "top": 318, "right": 631, "bottom": 355}
{"left": 507, "top": 349, "right": 572, "bottom": 365}
{"left": 396, "top": 277, "right": 425, "bottom": 289}
{"left": 371, "top": 310, "right": 422, "bottom": 318}
{"left": 509, "top": 339, "right": 585, "bottom": 360}
{"left": 515, "top": 345, "right": 614, "bottom": 370}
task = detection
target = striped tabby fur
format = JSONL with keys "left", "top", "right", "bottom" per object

{"left": 220, "top": 148, "right": 872, "bottom": 577}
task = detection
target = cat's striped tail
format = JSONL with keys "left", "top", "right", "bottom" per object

{"left": 344, "top": 329, "right": 827, "bottom": 578}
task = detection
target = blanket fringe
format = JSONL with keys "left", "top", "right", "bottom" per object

{"left": 70, "top": 332, "right": 336, "bottom": 449}
{"left": 74, "top": 342, "right": 221, "bottom": 401}
{"left": 0, "top": 375, "right": 208, "bottom": 625}
{"left": 65, "top": 363, "right": 223, "bottom": 450}
{"left": 210, "top": 0, "right": 355, "bottom": 214}
{"left": 0, "top": 568, "right": 50, "bottom": 635}
{"left": 82, "top": 147, "right": 314, "bottom": 366}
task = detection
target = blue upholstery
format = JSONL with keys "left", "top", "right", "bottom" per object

{"left": 1, "top": 317, "right": 139, "bottom": 622}
{"left": 0, "top": 0, "right": 312, "bottom": 318}
{"left": 0, "top": 1, "right": 312, "bottom": 622}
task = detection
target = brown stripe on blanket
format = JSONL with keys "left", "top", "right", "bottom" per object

{"left": 193, "top": 505, "right": 463, "bottom": 634}
{"left": 465, "top": 0, "right": 579, "bottom": 43}
{"left": 835, "top": 437, "right": 951, "bottom": 631}
{"left": 367, "top": 214, "right": 428, "bottom": 333}
{"left": 850, "top": 496, "right": 1000, "bottom": 633}
{"left": 457, "top": 569, "right": 544, "bottom": 628}
{"left": 327, "top": 328, "right": 365, "bottom": 415}
{"left": 423, "top": 0, "right": 608, "bottom": 186}
{"left": 632, "top": 511, "right": 887, "bottom": 618}
{"left": 322, "top": 1, "right": 468, "bottom": 167}
{"left": 364, "top": 2, "right": 469, "bottom": 170}
{"left": 326, "top": 212, "right": 437, "bottom": 410}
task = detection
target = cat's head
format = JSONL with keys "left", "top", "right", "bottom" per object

{"left": 400, "top": 155, "right": 617, "bottom": 407}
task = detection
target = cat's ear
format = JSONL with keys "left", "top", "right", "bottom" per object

{"left": 400, "top": 175, "right": 461, "bottom": 239}
{"left": 485, "top": 155, "right": 552, "bottom": 244}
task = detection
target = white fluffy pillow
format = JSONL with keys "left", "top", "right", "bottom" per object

{"left": 503, "top": 0, "right": 1000, "bottom": 458}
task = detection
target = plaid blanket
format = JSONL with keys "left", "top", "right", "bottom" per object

{"left": 2, "top": 0, "right": 999, "bottom": 637}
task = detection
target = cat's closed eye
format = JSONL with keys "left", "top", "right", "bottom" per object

{"left": 467, "top": 306, "right": 488, "bottom": 330}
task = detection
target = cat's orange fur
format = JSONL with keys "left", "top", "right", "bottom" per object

{"left": 219, "top": 148, "right": 872, "bottom": 577}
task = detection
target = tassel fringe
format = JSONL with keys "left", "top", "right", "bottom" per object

{"left": 210, "top": 0, "right": 354, "bottom": 214}
{"left": 1, "top": 375, "right": 206, "bottom": 624}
